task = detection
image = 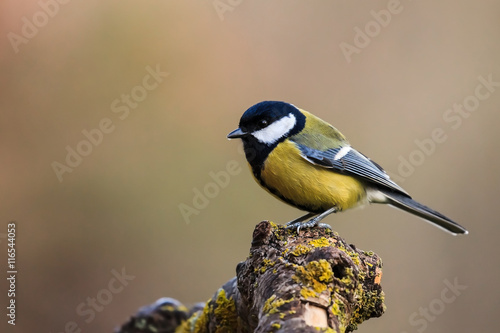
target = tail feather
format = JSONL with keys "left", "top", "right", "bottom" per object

{"left": 380, "top": 191, "right": 468, "bottom": 235}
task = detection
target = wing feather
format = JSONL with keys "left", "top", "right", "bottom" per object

{"left": 294, "top": 142, "right": 409, "bottom": 196}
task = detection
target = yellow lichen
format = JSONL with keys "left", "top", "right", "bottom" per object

{"left": 293, "top": 259, "right": 334, "bottom": 294}
{"left": 346, "top": 251, "right": 361, "bottom": 266}
{"left": 348, "top": 290, "right": 386, "bottom": 331}
{"left": 271, "top": 322, "right": 282, "bottom": 330}
{"left": 256, "top": 258, "right": 277, "bottom": 274}
{"left": 213, "top": 289, "right": 238, "bottom": 332}
{"left": 340, "top": 268, "right": 355, "bottom": 287}
{"left": 262, "top": 295, "right": 291, "bottom": 315}
{"left": 184, "top": 299, "right": 211, "bottom": 333}
{"left": 268, "top": 221, "right": 279, "bottom": 228}
{"left": 316, "top": 327, "right": 341, "bottom": 333}
{"left": 300, "top": 287, "right": 318, "bottom": 298}
{"left": 330, "top": 298, "right": 347, "bottom": 332}
{"left": 263, "top": 258, "right": 276, "bottom": 267}
{"left": 290, "top": 244, "right": 311, "bottom": 256}
{"left": 161, "top": 304, "right": 175, "bottom": 312}
{"left": 308, "top": 237, "right": 331, "bottom": 248}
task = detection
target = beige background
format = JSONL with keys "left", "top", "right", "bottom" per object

{"left": 1, "top": 1, "right": 499, "bottom": 332}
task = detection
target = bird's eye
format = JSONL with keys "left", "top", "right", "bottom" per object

{"left": 258, "top": 119, "right": 268, "bottom": 128}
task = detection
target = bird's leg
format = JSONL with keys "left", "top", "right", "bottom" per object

{"left": 285, "top": 212, "right": 317, "bottom": 226}
{"left": 286, "top": 207, "right": 337, "bottom": 233}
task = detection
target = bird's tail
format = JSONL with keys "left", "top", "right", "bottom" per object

{"left": 379, "top": 191, "right": 468, "bottom": 235}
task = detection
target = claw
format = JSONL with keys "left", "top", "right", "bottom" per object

{"left": 285, "top": 207, "right": 337, "bottom": 232}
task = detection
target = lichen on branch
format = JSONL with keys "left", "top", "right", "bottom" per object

{"left": 115, "top": 221, "right": 385, "bottom": 333}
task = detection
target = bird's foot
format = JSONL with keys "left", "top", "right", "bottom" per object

{"left": 285, "top": 212, "right": 316, "bottom": 227}
{"left": 285, "top": 219, "right": 332, "bottom": 233}
{"left": 285, "top": 207, "right": 337, "bottom": 233}
{"left": 318, "top": 223, "right": 332, "bottom": 229}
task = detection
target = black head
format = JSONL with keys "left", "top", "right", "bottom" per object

{"left": 227, "top": 101, "right": 305, "bottom": 142}
{"left": 227, "top": 101, "right": 306, "bottom": 174}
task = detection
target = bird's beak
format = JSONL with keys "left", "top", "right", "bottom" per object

{"left": 227, "top": 128, "right": 247, "bottom": 139}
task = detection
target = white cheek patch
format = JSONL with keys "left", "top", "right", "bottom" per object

{"left": 251, "top": 114, "right": 296, "bottom": 145}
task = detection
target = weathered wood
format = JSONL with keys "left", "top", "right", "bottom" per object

{"left": 116, "top": 221, "right": 385, "bottom": 333}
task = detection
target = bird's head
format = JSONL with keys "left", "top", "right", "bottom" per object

{"left": 227, "top": 101, "right": 306, "bottom": 171}
{"left": 227, "top": 101, "right": 305, "bottom": 145}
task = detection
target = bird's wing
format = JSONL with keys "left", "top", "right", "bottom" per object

{"left": 292, "top": 140, "right": 409, "bottom": 197}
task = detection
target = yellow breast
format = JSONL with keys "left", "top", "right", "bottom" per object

{"left": 257, "top": 140, "right": 366, "bottom": 213}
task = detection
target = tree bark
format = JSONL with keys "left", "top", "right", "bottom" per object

{"left": 116, "top": 221, "right": 385, "bottom": 333}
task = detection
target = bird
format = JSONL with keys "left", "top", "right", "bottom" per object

{"left": 227, "top": 101, "right": 468, "bottom": 235}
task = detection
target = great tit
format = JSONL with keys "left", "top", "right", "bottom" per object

{"left": 227, "top": 101, "right": 468, "bottom": 235}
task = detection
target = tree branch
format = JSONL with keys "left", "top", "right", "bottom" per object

{"left": 115, "top": 221, "right": 385, "bottom": 333}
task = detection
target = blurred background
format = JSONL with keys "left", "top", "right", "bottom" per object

{"left": 1, "top": 1, "right": 499, "bottom": 332}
